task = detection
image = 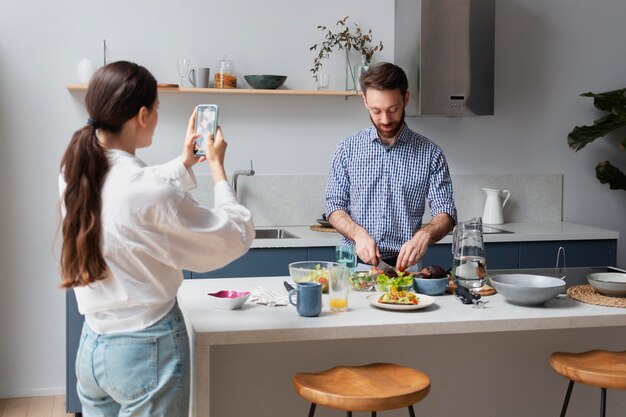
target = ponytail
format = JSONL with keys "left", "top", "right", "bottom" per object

{"left": 59, "top": 61, "right": 158, "bottom": 288}
{"left": 59, "top": 125, "right": 109, "bottom": 288}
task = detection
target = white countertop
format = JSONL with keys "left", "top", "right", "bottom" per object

{"left": 179, "top": 275, "right": 626, "bottom": 417}
{"left": 178, "top": 275, "right": 626, "bottom": 347}
{"left": 251, "top": 222, "right": 619, "bottom": 248}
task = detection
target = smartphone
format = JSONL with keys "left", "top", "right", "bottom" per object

{"left": 193, "top": 104, "right": 219, "bottom": 156}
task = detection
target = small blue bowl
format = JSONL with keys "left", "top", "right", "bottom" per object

{"left": 414, "top": 277, "right": 449, "bottom": 296}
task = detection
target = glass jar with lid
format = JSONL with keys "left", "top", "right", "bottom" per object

{"left": 214, "top": 56, "right": 237, "bottom": 89}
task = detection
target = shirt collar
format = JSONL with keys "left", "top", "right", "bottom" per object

{"left": 368, "top": 123, "right": 409, "bottom": 146}
{"left": 106, "top": 149, "right": 147, "bottom": 167}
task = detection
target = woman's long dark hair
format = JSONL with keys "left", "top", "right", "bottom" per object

{"left": 60, "top": 61, "right": 157, "bottom": 288}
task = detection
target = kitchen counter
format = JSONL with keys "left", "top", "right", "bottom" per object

{"left": 178, "top": 275, "right": 626, "bottom": 417}
{"left": 252, "top": 221, "right": 619, "bottom": 248}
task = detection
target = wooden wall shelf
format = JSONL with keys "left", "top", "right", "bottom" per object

{"left": 66, "top": 84, "right": 362, "bottom": 97}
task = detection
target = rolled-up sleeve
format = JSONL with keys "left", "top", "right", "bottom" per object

{"left": 325, "top": 142, "right": 350, "bottom": 217}
{"left": 427, "top": 150, "right": 457, "bottom": 224}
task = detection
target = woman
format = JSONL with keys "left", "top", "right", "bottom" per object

{"left": 59, "top": 61, "right": 254, "bottom": 417}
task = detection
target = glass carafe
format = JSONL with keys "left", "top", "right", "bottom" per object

{"left": 451, "top": 217, "right": 487, "bottom": 289}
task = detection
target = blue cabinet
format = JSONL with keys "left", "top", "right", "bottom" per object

{"left": 406, "top": 242, "right": 520, "bottom": 270}
{"left": 65, "top": 291, "right": 83, "bottom": 414}
{"left": 189, "top": 247, "right": 337, "bottom": 278}
{"left": 519, "top": 240, "right": 616, "bottom": 268}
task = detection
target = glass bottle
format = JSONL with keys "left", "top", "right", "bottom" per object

{"left": 354, "top": 55, "right": 370, "bottom": 92}
{"left": 215, "top": 56, "right": 237, "bottom": 89}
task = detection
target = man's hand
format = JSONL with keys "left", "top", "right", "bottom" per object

{"left": 396, "top": 212, "right": 454, "bottom": 271}
{"left": 353, "top": 229, "right": 380, "bottom": 266}
{"left": 396, "top": 232, "right": 430, "bottom": 271}
{"left": 328, "top": 210, "right": 380, "bottom": 265}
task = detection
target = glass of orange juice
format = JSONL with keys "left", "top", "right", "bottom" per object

{"left": 329, "top": 265, "right": 350, "bottom": 312}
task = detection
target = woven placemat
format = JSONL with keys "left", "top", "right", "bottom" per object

{"left": 567, "top": 285, "right": 626, "bottom": 308}
{"left": 309, "top": 225, "right": 337, "bottom": 233}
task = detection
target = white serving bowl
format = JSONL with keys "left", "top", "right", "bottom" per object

{"left": 586, "top": 273, "right": 626, "bottom": 297}
{"left": 207, "top": 290, "right": 251, "bottom": 310}
{"left": 490, "top": 274, "right": 565, "bottom": 306}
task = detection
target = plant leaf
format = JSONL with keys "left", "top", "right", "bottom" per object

{"left": 567, "top": 114, "right": 626, "bottom": 151}
{"left": 581, "top": 89, "right": 626, "bottom": 115}
{"left": 596, "top": 161, "right": 626, "bottom": 191}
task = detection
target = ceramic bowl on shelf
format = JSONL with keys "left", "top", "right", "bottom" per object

{"left": 207, "top": 290, "right": 251, "bottom": 310}
{"left": 586, "top": 273, "right": 626, "bottom": 297}
{"left": 244, "top": 74, "right": 287, "bottom": 89}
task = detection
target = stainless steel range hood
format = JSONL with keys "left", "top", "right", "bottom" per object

{"left": 395, "top": 0, "right": 495, "bottom": 116}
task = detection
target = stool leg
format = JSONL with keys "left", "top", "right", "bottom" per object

{"left": 347, "top": 412, "right": 352, "bottom": 417}
{"left": 371, "top": 412, "right": 377, "bottom": 417}
{"left": 600, "top": 388, "right": 606, "bottom": 417}
{"left": 408, "top": 405, "right": 416, "bottom": 417}
{"left": 307, "top": 403, "right": 316, "bottom": 417}
{"left": 559, "top": 380, "right": 575, "bottom": 417}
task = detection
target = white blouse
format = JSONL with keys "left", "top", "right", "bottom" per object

{"left": 60, "top": 149, "right": 254, "bottom": 334}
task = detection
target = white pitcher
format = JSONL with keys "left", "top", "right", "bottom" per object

{"left": 482, "top": 188, "right": 510, "bottom": 225}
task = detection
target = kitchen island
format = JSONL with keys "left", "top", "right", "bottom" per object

{"left": 178, "top": 274, "right": 626, "bottom": 417}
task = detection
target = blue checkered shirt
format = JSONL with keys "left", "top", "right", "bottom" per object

{"left": 325, "top": 125, "right": 457, "bottom": 258}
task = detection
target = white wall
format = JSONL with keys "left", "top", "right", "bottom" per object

{"left": 0, "top": 0, "right": 624, "bottom": 397}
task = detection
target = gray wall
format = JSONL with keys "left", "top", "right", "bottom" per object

{"left": 0, "top": 0, "right": 624, "bottom": 397}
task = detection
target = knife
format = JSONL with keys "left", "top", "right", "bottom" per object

{"left": 377, "top": 259, "right": 398, "bottom": 277}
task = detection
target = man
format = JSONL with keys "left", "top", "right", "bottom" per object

{"left": 325, "top": 62, "right": 457, "bottom": 271}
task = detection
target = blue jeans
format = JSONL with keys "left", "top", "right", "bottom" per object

{"left": 76, "top": 303, "right": 190, "bottom": 417}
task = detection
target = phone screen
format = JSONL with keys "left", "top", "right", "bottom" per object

{"left": 194, "top": 104, "right": 219, "bottom": 156}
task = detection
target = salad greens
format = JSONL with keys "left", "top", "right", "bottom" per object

{"left": 376, "top": 272, "right": 413, "bottom": 291}
{"left": 349, "top": 272, "right": 376, "bottom": 291}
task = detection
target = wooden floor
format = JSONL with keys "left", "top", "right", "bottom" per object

{"left": 0, "top": 396, "right": 73, "bottom": 417}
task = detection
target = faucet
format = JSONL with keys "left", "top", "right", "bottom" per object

{"left": 232, "top": 160, "right": 255, "bottom": 194}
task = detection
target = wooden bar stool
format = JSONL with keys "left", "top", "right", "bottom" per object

{"left": 550, "top": 350, "right": 626, "bottom": 417}
{"left": 293, "top": 363, "right": 431, "bottom": 416}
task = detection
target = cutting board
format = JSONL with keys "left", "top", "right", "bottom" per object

{"left": 447, "top": 279, "right": 496, "bottom": 296}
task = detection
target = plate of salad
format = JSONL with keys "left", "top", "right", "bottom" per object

{"left": 367, "top": 291, "right": 435, "bottom": 311}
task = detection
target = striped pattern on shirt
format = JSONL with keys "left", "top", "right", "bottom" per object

{"left": 325, "top": 125, "right": 457, "bottom": 258}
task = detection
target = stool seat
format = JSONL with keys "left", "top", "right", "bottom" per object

{"left": 550, "top": 350, "right": 626, "bottom": 390}
{"left": 293, "top": 363, "right": 431, "bottom": 412}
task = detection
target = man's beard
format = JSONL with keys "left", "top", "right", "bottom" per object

{"left": 371, "top": 109, "right": 406, "bottom": 140}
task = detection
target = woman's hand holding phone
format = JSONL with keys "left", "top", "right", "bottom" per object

{"left": 181, "top": 108, "right": 227, "bottom": 184}
{"left": 205, "top": 126, "right": 227, "bottom": 183}
{"left": 182, "top": 110, "right": 205, "bottom": 169}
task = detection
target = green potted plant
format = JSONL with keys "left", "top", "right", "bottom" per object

{"left": 309, "top": 16, "right": 384, "bottom": 89}
{"left": 567, "top": 87, "right": 626, "bottom": 190}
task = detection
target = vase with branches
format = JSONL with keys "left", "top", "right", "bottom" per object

{"left": 309, "top": 16, "right": 384, "bottom": 89}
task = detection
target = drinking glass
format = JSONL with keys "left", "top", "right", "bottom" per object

{"left": 336, "top": 245, "right": 356, "bottom": 272}
{"left": 329, "top": 265, "right": 350, "bottom": 312}
{"left": 317, "top": 72, "right": 331, "bottom": 90}
{"left": 177, "top": 58, "right": 190, "bottom": 87}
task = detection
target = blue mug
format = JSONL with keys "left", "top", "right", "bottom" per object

{"left": 289, "top": 282, "right": 322, "bottom": 317}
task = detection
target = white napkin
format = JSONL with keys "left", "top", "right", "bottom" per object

{"left": 249, "top": 287, "right": 289, "bottom": 307}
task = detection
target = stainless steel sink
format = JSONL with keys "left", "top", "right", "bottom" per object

{"left": 254, "top": 228, "right": 299, "bottom": 239}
